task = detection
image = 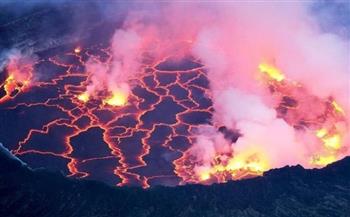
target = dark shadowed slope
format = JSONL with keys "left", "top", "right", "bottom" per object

{"left": 1, "top": 143, "right": 350, "bottom": 217}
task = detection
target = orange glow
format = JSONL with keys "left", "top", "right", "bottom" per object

{"left": 258, "top": 63, "right": 285, "bottom": 82}
{"left": 104, "top": 91, "right": 128, "bottom": 106}
{"left": 316, "top": 128, "right": 342, "bottom": 150}
{"left": 3, "top": 74, "right": 16, "bottom": 95}
{"left": 74, "top": 47, "right": 81, "bottom": 54}
{"left": 3, "top": 38, "right": 347, "bottom": 188}
{"left": 182, "top": 62, "right": 349, "bottom": 185}
{"left": 322, "top": 134, "right": 341, "bottom": 150}
{"left": 316, "top": 128, "right": 328, "bottom": 138}
{"left": 331, "top": 101, "right": 345, "bottom": 115}
{"left": 199, "top": 171, "right": 211, "bottom": 181}
{"left": 311, "top": 155, "right": 336, "bottom": 166}
{"left": 1, "top": 59, "right": 32, "bottom": 102}
{"left": 77, "top": 92, "right": 90, "bottom": 103}
{"left": 227, "top": 152, "right": 269, "bottom": 178}
{"left": 197, "top": 150, "right": 269, "bottom": 182}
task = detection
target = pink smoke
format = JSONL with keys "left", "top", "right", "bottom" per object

{"left": 188, "top": 2, "right": 349, "bottom": 178}
{"left": 84, "top": 28, "right": 143, "bottom": 101}
{"left": 86, "top": 1, "right": 349, "bottom": 182}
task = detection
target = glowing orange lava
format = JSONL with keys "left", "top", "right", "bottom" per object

{"left": 74, "top": 47, "right": 81, "bottom": 54}
{"left": 258, "top": 62, "right": 285, "bottom": 82}
{"left": 197, "top": 151, "right": 269, "bottom": 182}
{"left": 103, "top": 91, "right": 128, "bottom": 107}
{"left": 258, "top": 63, "right": 347, "bottom": 167}
{"left": 175, "top": 62, "right": 348, "bottom": 184}
{"left": 77, "top": 92, "right": 90, "bottom": 103}
{"left": 0, "top": 56, "right": 33, "bottom": 103}
{"left": 0, "top": 46, "right": 348, "bottom": 187}
{"left": 332, "top": 100, "right": 345, "bottom": 115}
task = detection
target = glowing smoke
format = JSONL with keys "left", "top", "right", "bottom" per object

{"left": 81, "top": 1, "right": 349, "bottom": 183}
{"left": 0, "top": 50, "right": 36, "bottom": 103}
{"left": 81, "top": 29, "right": 143, "bottom": 105}
{"left": 186, "top": 2, "right": 349, "bottom": 182}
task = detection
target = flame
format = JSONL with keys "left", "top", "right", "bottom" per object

{"left": 197, "top": 151, "right": 269, "bottom": 182}
{"left": 258, "top": 63, "right": 285, "bottom": 82}
{"left": 104, "top": 91, "right": 128, "bottom": 106}
{"left": 188, "top": 62, "right": 349, "bottom": 184}
{"left": 331, "top": 100, "right": 345, "bottom": 115}
{"left": 311, "top": 128, "right": 341, "bottom": 167}
{"left": 316, "top": 128, "right": 342, "bottom": 150}
{"left": 322, "top": 134, "right": 341, "bottom": 150}
{"left": 256, "top": 61, "right": 347, "bottom": 170}
{"left": 311, "top": 155, "right": 336, "bottom": 166}
{"left": 3, "top": 74, "right": 16, "bottom": 95}
{"left": 77, "top": 92, "right": 90, "bottom": 103}
{"left": 227, "top": 159, "right": 267, "bottom": 174}
{"left": 316, "top": 128, "right": 328, "bottom": 138}
{"left": 74, "top": 47, "right": 81, "bottom": 54}
{"left": 2, "top": 61, "right": 32, "bottom": 101}
{"left": 199, "top": 171, "right": 211, "bottom": 181}
{"left": 227, "top": 152, "right": 269, "bottom": 178}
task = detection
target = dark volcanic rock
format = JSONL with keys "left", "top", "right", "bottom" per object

{"left": 0, "top": 2, "right": 124, "bottom": 55}
{"left": 155, "top": 57, "right": 203, "bottom": 71}
{"left": 1, "top": 143, "right": 350, "bottom": 217}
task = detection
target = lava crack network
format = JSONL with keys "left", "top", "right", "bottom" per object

{"left": 0, "top": 44, "right": 211, "bottom": 187}
{"left": 0, "top": 44, "right": 348, "bottom": 187}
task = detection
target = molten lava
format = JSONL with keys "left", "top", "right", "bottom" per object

{"left": 259, "top": 63, "right": 347, "bottom": 167}
{"left": 313, "top": 127, "right": 343, "bottom": 166}
{"left": 175, "top": 62, "right": 348, "bottom": 185}
{"left": 0, "top": 55, "right": 33, "bottom": 103}
{"left": 211, "top": 153, "right": 268, "bottom": 181}
{"left": 0, "top": 43, "right": 348, "bottom": 187}
{"left": 77, "top": 92, "right": 90, "bottom": 103}
{"left": 332, "top": 100, "right": 345, "bottom": 115}
{"left": 3, "top": 74, "right": 17, "bottom": 95}
{"left": 258, "top": 63, "right": 285, "bottom": 82}
{"left": 74, "top": 47, "right": 81, "bottom": 54}
{"left": 181, "top": 149, "right": 270, "bottom": 184}
{"left": 103, "top": 91, "right": 128, "bottom": 106}
{"left": 316, "top": 128, "right": 342, "bottom": 150}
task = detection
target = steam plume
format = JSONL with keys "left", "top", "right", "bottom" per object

{"left": 63, "top": 1, "right": 350, "bottom": 183}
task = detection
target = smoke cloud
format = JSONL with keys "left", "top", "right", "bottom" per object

{"left": 0, "top": 50, "right": 36, "bottom": 103}
{"left": 84, "top": 29, "right": 143, "bottom": 100}
{"left": 3, "top": 1, "right": 348, "bottom": 183}
{"left": 187, "top": 1, "right": 349, "bottom": 180}
{"left": 87, "top": 1, "right": 348, "bottom": 181}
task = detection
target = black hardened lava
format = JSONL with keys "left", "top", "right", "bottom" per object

{"left": 1, "top": 144, "right": 350, "bottom": 217}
